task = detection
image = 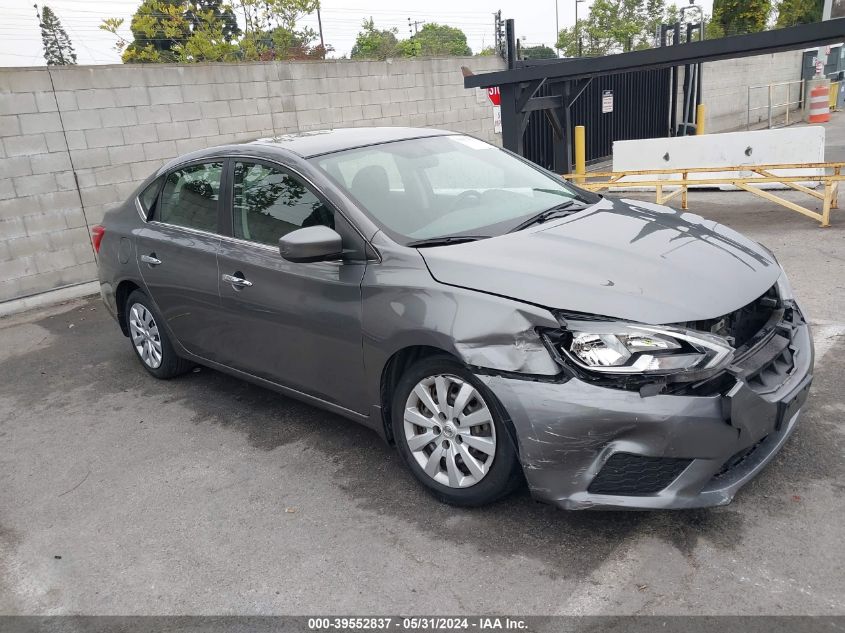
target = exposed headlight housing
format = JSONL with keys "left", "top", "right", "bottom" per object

{"left": 559, "top": 320, "right": 734, "bottom": 376}
{"left": 776, "top": 268, "right": 794, "bottom": 303}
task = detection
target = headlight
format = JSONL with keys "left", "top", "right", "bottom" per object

{"left": 559, "top": 320, "right": 734, "bottom": 376}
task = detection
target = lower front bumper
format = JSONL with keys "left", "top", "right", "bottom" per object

{"left": 477, "top": 319, "right": 814, "bottom": 510}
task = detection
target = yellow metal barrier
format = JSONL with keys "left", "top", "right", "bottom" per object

{"left": 830, "top": 82, "right": 840, "bottom": 111}
{"left": 563, "top": 162, "right": 844, "bottom": 227}
{"left": 574, "top": 125, "right": 586, "bottom": 184}
{"left": 696, "top": 104, "right": 706, "bottom": 135}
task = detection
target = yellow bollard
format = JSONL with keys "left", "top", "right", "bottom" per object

{"left": 696, "top": 104, "right": 706, "bottom": 135}
{"left": 574, "top": 125, "right": 586, "bottom": 184}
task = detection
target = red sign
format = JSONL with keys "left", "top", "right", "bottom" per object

{"left": 487, "top": 86, "right": 501, "bottom": 106}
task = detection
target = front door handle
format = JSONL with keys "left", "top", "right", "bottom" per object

{"left": 222, "top": 273, "right": 253, "bottom": 288}
{"left": 141, "top": 254, "right": 162, "bottom": 266}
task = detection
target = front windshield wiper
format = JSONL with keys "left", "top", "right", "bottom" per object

{"left": 508, "top": 200, "right": 587, "bottom": 233}
{"left": 406, "top": 235, "right": 490, "bottom": 248}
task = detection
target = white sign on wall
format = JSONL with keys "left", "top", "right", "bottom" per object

{"left": 602, "top": 90, "right": 614, "bottom": 114}
{"left": 493, "top": 105, "right": 502, "bottom": 134}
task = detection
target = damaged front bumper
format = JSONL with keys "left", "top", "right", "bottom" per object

{"left": 477, "top": 308, "right": 814, "bottom": 510}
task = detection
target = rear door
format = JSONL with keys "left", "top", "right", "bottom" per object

{"left": 215, "top": 158, "right": 369, "bottom": 414}
{"left": 137, "top": 160, "right": 224, "bottom": 360}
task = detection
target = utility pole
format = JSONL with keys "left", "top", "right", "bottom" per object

{"left": 554, "top": 0, "right": 560, "bottom": 57}
{"left": 494, "top": 10, "right": 504, "bottom": 58}
{"left": 575, "top": 0, "right": 585, "bottom": 57}
{"left": 316, "top": 1, "right": 324, "bottom": 50}
{"left": 408, "top": 18, "right": 425, "bottom": 35}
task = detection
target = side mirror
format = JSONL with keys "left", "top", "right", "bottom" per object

{"left": 279, "top": 226, "right": 343, "bottom": 263}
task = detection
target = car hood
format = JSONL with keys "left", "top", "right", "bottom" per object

{"left": 418, "top": 197, "right": 780, "bottom": 324}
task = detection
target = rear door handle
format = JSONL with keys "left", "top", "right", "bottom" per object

{"left": 222, "top": 273, "right": 253, "bottom": 288}
{"left": 141, "top": 254, "right": 162, "bottom": 266}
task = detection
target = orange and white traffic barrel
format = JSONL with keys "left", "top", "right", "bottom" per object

{"left": 809, "top": 84, "right": 830, "bottom": 123}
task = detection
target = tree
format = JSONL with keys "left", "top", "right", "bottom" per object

{"left": 177, "top": 6, "right": 240, "bottom": 61}
{"left": 406, "top": 23, "right": 472, "bottom": 57}
{"left": 776, "top": 0, "right": 823, "bottom": 26}
{"left": 521, "top": 44, "right": 557, "bottom": 60}
{"left": 101, "top": 0, "right": 190, "bottom": 63}
{"left": 186, "top": 0, "right": 240, "bottom": 41}
{"left": 350, "top": 18, "right": 399, "bottom": 60}
{"left": 37, "top": 5, "right": 77, "bottom": 65}
{"left": 102, "top": 0, "right": 327, "bottom": 62}
{"left": 556, "top": 0, "right": 674, "bottom": 57}
{"left": 710, "top": 0, "right": 772, "bottom": 35}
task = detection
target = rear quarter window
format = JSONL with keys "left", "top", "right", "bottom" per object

{"left": 138, "top": 178, "right": 162, "bottom": 219}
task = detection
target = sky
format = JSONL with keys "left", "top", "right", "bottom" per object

{"left": 0, "top": 0, "right": 714, "bottom": 67}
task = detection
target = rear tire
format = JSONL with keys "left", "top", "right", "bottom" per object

{"left": 391, "top": 355, "right": 523, "bottom": 506}
{"left": 124, "top": 289, "right": 193, "bottom": 379}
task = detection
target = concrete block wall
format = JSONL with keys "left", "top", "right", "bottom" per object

{"left": 0, "top": 56, "right": 504, "bottom": 303}
{"left": 700, "top": 50, "right": 804, "bottom": 133}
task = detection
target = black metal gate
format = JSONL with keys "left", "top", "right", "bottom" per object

{"left": 523, "top": 68, "right": 672, "bottom": 170}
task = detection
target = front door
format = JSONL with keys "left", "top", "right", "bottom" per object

{"left": 137, "top": 160, "right": 224, "bottom": 360}
{"left": 216, "top": 159, "right": 368, "bottom": 414}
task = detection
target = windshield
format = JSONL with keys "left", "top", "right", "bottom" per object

{"left": 311, "top": 135, "right": 589, "bottom": 244}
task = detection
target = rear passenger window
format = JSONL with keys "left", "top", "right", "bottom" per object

{"left": 158, "top": 162, "right": 222, "bottom": 232}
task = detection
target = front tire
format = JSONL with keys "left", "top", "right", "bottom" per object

{"left": 391, "top": 356, "right": 523, "bottom": 506}
{"left": 125, "top": 290, "right": 193, "bottom": 379}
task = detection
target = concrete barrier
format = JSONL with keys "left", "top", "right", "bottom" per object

{"left": 611, "top": 126, "right": 826, "bottom": 190}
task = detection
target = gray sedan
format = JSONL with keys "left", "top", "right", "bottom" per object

{"left": 94, "top": 127, "right": 813, "bottom": 510}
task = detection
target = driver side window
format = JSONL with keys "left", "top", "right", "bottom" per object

{"left": 232, "top": 161, "right": 334, "bottom": 246}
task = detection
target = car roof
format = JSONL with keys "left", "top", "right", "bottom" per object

{"left": 156, "top": 127, "right": 461, "bottom": 176}
{"left": 248, "top": 126, "right": 455, "bottom": 157}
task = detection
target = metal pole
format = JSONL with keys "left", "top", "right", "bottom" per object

{"left": 563, "top": 81, "right": 574, "bottom": 173}
{"left": 555, "top": 0, "right": 559, "bottom": 57}
{"left": 574, "top": 125, "right": 586, "bottom": 181}
{"left": 786, "top": 84, "right": 792, "bottom": 127}
{"left": 696, "top": 104, "right": 705, "bottom": 134}
{"left": 747, "top": 85, "right": 752, "bottom": 129}
{"left": 768, "top": 83, "right": 773, "bottom": 128}
{"left": 505, "top": 19, "right": 516, "bottom": 69}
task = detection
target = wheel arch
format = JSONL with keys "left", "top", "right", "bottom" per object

{"left": 379, "top": 345, "right": 456, "bottom": 444}
{"left": 377, "top": 345, "right": 521, "bottom": 457}
{"left": 115, "top": 279, "right": 142, "bottom": 336}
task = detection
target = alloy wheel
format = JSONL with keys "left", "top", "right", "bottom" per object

{"left": 403, "top": 374, "right": 496, "bottom": 488}
{"left": 129, "top": 303, "right": 163, "bottom": 369}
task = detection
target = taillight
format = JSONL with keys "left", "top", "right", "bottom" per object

{"left": 91, "top": 225, "right": 105, "bottom": 253}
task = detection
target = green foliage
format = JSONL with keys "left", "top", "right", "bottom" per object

{"left": 102, "top": 0, "right": 326, "bottom": 63}
{"left": 39, "top": 5, "right": 77, "bottom": 65}
{"left": 521, "top": 44, "right": 557, "bottom": 60}
{"left": 711, "top": 0, "right": 772, "bottom": 35}
{"left": 177, "top": 8, "right": 240, "bottom": 61}
{"left": 556, "top": 0, "right": 675, "bottom": 57}
{"left": 776, "top": 0, "right": 823, "bottom": 26}
{"left": 186, "top": 0, "right": 240, "bottom": 41}
{"left": 477, "top": 46, "right": 498, "bottom": 56}
{"left": 349, "top": 19, "right": 473, "bottom": 59}
{"left": 350, "top": 18, "right": 399, "bottom": 60}
{"left": 407, "top": 23, "right": 472, "bottom": 57}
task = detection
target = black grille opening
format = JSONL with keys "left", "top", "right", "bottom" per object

{"left": 588, "top": 453, "right": 693, "bottom": 496}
